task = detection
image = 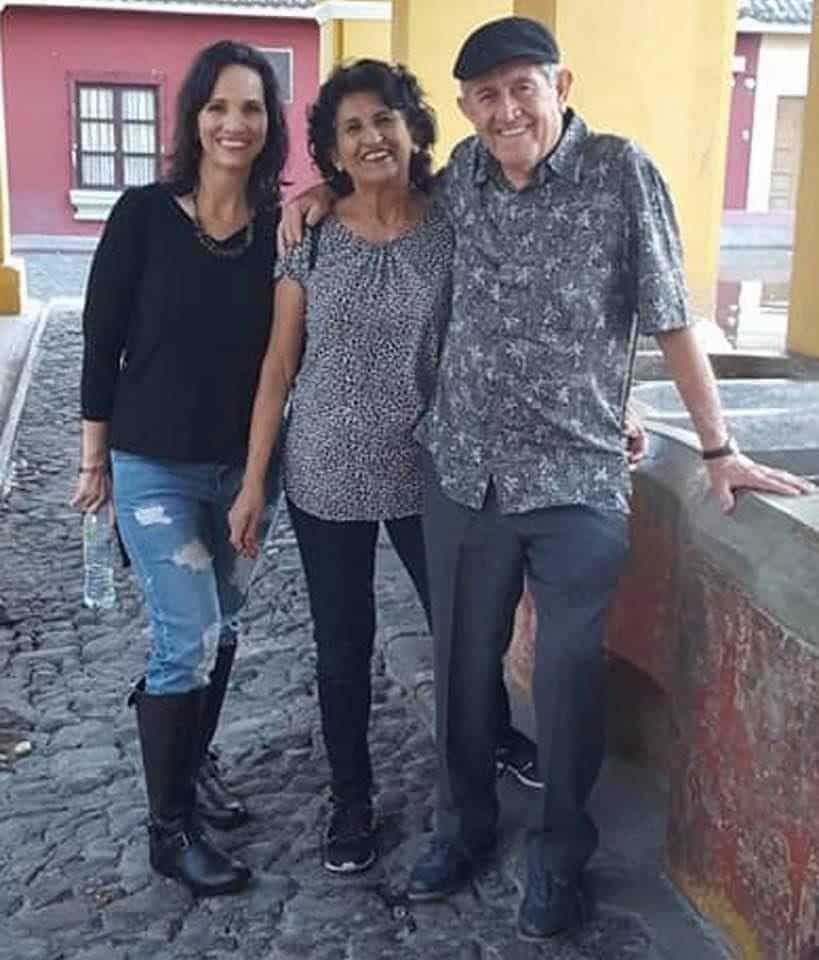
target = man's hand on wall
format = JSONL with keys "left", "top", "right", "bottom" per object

{"left": 706, "top": 453, "right": 815, "bottom": 513}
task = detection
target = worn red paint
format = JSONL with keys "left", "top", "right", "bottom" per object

{"left": 608, "top": 541, "right": 819, "bottom": 958}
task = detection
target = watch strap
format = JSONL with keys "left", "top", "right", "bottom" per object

{"left": 702, "top": 436, "right": 737, "bottom": 461}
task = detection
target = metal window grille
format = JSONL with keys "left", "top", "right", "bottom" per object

{"left": 76, "top": 84, "right": 159, "bottom": 189}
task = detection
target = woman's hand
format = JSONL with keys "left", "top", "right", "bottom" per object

{"left": 228, "top": 480, "right": 267, "bottom": 558}
{"left": 71, "top": 465, "right": 111, "bottom": 513}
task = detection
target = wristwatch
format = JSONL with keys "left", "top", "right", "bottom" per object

{"left": 701, "top": 436, "right": 738, "bottom": 461}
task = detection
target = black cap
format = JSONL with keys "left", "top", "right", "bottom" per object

{"left": 453, "top": 16, "right": 560, "bottom": 81}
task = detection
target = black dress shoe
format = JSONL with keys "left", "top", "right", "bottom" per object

{"left": 517, "top": 862, "right": 588, "bottom": 942}
{"left": 407, "top": 836, "right": 492, "bottom": 902}
{"left": 196, "top": 751, "right": 249, "bottom": 830}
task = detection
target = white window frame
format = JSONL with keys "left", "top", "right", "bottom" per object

{"left": 74, "top": 83, "right": 159, "bottom": 190}
{"left": 69, "top": 188, "right": 122, "bottom": 221}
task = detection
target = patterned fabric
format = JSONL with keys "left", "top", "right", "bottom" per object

{"left": 276, "top": 211, "right": 453, "bottom": 522}
{"left": 416, "top": 110, "right": 692, "bottom": 515}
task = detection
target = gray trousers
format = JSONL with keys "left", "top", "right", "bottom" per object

{"left": 422, "top": 461, "right": 629, "bottom": 877}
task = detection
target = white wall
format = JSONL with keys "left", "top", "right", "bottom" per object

{"left": 746, "top": 32, "right": 811, "bottom": 211}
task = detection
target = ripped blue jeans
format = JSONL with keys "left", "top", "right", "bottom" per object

{"left": 111, "top": 450, "right": 280, "bottom": 695}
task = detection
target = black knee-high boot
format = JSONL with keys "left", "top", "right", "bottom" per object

{"left": 195, "top": 642, "right": 249, "bottom": 830}
{"left": 131, "top": 681, "right": 251, "bottom": 895}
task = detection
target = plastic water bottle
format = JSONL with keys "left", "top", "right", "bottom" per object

{"left": 82, "top": 511, "right": 116, "bottom": 609}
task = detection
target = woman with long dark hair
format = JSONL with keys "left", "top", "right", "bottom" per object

{"left": 73, "top": 40, "right": 287, "bottom": 896}
{"left": 227, "top": 59, "right": 451, "bottom": 875}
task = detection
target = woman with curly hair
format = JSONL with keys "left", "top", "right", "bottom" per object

{"left": 228, "top": 59, "right": 454, "bottom": 874}
{"left": 73, "top": 40, "right": 287, "bottom": 896}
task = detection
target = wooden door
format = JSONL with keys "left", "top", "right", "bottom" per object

{"left": 769, "top": 96, "right": 805, "bottom": 211}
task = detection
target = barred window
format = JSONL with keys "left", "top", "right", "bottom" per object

{"left": 76, "top": 84, "right": 159, "bottom": 189}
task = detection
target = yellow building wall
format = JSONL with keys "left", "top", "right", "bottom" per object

{"left": 341, "top": 19, "right": 392, "bottom": 64}
{"left": 0, "top": 42, "right": 24, "bottom": 316}
{"left": 517, "top": 0, "right": 736, "bottom": 316}
{"left": 319, "top": 20, "right": 392, "bottom": 82}
{"left": 392, "top": 0, "right": 513, "bottom": 162}
{"left": 389, "top": 0, "right": 735, "bottom": 318}
{"left": 787, "top": 7, "right": 819, "bottom": 359}
{"left": 320, "top": 16, "right": 392, "bottom": 82}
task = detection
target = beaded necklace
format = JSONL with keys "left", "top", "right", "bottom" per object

{"left": 192, "top": 191, "right": 254, "bottom": 259}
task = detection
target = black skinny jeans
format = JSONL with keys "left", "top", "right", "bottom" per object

{"left": 288, "top": 499, "right": 516, "bottom": 803}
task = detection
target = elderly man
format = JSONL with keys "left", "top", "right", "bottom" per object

{"left": 282, "top": 16, "right": 810, "bottom": 942}
{"left": 399, "top": 15, "right": 811, "bottom": 942}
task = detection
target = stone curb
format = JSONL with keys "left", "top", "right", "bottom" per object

{"left": 0, "top": 297, "right": 47, "bottom": 492}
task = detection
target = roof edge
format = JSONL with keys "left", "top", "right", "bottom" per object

{"left": 0, "top": 0, "right": 391, "bottom": 22}
{"left": 736, "top": 15, "right": 812, "bottom": 33}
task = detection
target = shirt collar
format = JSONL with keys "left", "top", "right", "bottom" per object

{"left": 473, "top": 108, "right": 588, "bottom": 188}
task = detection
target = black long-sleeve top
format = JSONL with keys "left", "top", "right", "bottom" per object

{"left": 81, "top": 183, "right": 277, "bottom": 465}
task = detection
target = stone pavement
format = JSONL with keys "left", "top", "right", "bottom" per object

{"left": 15, "top": 250, "right": 93, "bottom": 303}
{"left": 0, "top": 303, "right": 728, "bottom": 959}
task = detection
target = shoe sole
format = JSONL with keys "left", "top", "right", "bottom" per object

{"left": 516, "top": 896, "right": 590, "bottom": 942}
{"left": 406, "top": 879, "right": 469, "bottom": 903}
{"left": 508, "top": 768, "right": 544, "bottom": 790}
{"left": 406, "top": 889, "right": 453, "bottom": 903}
{"left": 516, "top": 910, "right": 586, "bottom": 942}
{"left": 496, "top": 761, "right": 544, "bottom": 790}
{"left": 517, "top": 927, "right": 563, "bottom": 943}
{"left": 323, "top": 850, "right": 377, "bottom": 874}
{"left": 152, "top": 863, "right": 252, "bottom": 896}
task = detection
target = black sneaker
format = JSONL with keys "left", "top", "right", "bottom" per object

{"left": 323, "top": 797, "right": 377, "bottom": 874}
{"left": 496, "top": 729, "right": 543, "bottom": 789}
{"left": 517, "top": 847, "right": 588, "bottom": 942}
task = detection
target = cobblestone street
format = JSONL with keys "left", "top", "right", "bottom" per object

{"left": 19, "top": 251, "right": 93, "bottom": 303}
{"left": 0, "top": 303, "right": 717, "bottom": 959}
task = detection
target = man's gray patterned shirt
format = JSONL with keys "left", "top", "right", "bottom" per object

{"left": 416, "top": 110, "right": 692, "bottom": 515}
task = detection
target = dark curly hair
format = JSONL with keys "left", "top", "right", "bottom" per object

{"left": 308, "top": 59, "right": 436, "bottom": 196}
{"left": 165, "top": 41, "right": 289, "bottom": 212}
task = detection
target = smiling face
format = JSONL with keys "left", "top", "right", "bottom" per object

{"left": 197, "top": 64, "right": 268, "bottom": 176}
{"left": 458, "top": 59, "right": 572, "bottom": 188}
{"left": 333, "top": 90, "right": 414, "bottom": 192}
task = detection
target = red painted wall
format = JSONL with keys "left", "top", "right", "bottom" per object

{"left": 723, "top": 33, "right": 761, "bottom": 210}
{"left": 1, "top": 7, "right": 319, "bottom": 236}
{"left": 606, "top": 480, "right": 819, "bottom": 959}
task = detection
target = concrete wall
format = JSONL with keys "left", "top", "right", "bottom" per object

{"left": 607, "top": 431, "right": 819, "bottom": 960}
{"left": 1, "top": 8, "right": 319, "bottom": 237}
{"left": 507, "top": 381, "right": 819, "bottom": 958}
{"left": 746, "top": 32, "right": 811, "bottom": 212}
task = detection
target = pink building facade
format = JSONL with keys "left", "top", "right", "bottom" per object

{"left": 1, "top": 4, "right": 320, "bottom": 239}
